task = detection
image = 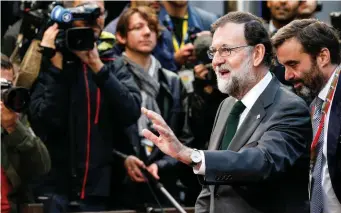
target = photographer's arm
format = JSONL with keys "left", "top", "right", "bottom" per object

{"left": 1, "top": 104, "right": 51, "bottom": 178}
{"left": 29, "top": 25, "right": 69, "bottom": 132}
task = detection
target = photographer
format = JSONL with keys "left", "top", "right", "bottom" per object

{"left": 28, "top": 0, "right": 141, "bottom": 212}
{"left": 1, "top": 53, "right": 51, "bottom": 213}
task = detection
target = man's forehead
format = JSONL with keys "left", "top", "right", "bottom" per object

{"left": 212, "top": 22, "right": 245, "bottom": 47}
{"left": 276, "top": 38, "right": 307, "bottom": 63}
{"left": 128, "top": 13, "right": 146, "bottom": 25}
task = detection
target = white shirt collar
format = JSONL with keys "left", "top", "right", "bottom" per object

{"left": 240, "top": 72, "right": 272, "bottom": 110}
{"left": 318, "top": 69, "right": 337, "bottom": 101}
{"left": 269, "top": 20, "right": 278, "bottom": 34}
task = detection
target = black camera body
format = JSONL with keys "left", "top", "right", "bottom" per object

{"left": 1, "top": 78, "right": 30, "bottom": 113}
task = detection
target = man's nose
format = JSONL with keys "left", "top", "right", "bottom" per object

{"left": 212, "top": 53, "right": 225, "bottom": 68}
{"left": 143, "top": 25, "right": 152, "bottom": 35}
{"left": 284, "top": 68, "right": 295, "bottom": 81}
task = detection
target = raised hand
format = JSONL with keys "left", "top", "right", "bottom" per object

{"left": 141, "top": 107, "right": 196, "bottom": 168}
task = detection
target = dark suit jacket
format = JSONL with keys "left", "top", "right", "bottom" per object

{"left": 195, "top": 76, "right": 312, "bottom": 213}
{"left": 327, "top": 74, "right": 341, "bottom": 203}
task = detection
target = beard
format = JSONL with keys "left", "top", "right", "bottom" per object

{"left": 215, "top": 54, "right": 257, "bottom": 98}
{"left": 293, "top": 61, "right": 325, "bottom": 102}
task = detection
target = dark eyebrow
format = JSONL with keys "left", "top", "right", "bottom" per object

{"left": 283, "top": 60, "right": 299, "bottom": 66}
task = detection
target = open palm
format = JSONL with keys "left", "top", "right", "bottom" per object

{"left": 141, "top": 107, "right": 183, "bottom": 159}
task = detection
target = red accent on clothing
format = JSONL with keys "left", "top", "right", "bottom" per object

{"left": 94, "top": 89, "right": 100, "bottom": 124}
{"left": 100, "top": 57, "right": 116, "bottom": 61}
{"left": 81, "top": 64, "right": 91, "bottom": 199}
{"left": 80, "top": 57, "right": 115, "bottom": 198}
{"left": 1, "top": 167, "right": 12, "bottom": 213}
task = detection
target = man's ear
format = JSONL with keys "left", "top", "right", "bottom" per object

{"left": 317, "top": 47, "right": 331, "bottom": 68}
{"left": 252, "top": 44, "right": 266, "bottom": 67}
{"left": 116, "top": 32, "right": 127, "bottom": 45}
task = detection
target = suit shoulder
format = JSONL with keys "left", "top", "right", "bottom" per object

{"left": 274, "top": 85, "right": 309, "bottom": 111}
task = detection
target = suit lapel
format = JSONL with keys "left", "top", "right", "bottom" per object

{"left": 228, "top": 104, "right": 266, "bottom": 151}
{"left": 228, "top": 75, "right": 280, "bottom": 151}
{"left": 208, "top": 97, "right": 236, "bottom": 150}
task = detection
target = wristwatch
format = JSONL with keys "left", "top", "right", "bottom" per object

{"left": 190, "top": 149, "right": 202, "bottom": 167}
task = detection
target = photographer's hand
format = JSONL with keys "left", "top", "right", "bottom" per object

{"left": 0, "top": 101, "right": 18, "bottom": 134}
{"left": 41, "top": 23, "right": 63, "bottom": 69}
{"left": 174, "top": 43, "right": 195, "bottom": 66}
{"left": 124, "top": 155, "right": 147, "bottom": 182}
{"left": 147, "top": 163, "right": 160, "bottom": 180}
{"left": 73, "top": 43, "right": 104, "bottom": 73}
{"left": 194, "top": 64, "right": 209, "bottom": 80}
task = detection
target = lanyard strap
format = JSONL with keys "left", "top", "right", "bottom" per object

{"left": 310, "top": 65, "right": 341, "bottom": 164}
{"left": 164, "top": 13, "right": 189, "bottom": 52}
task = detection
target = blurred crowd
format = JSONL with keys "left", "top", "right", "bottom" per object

{"left": 1, "top": 1, "right": 340, "bottom": 213}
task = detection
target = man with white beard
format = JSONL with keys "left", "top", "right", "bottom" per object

{"left": 139, "top": 11, "right": 312, "bottom": 213}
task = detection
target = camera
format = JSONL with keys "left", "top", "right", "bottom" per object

{"left": 1, "top": 78, "right": 30, "bottom": 113}
{"left": 192, "top": 34, "right": 216, "bottom": 85}
{"left": 49, "top": 4, "right": 100, "bottom": 51}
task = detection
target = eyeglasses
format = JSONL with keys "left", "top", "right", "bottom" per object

{"left": 207, "top": 44, "right": 251, "bottom": 59}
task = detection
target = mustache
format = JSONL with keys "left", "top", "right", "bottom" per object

{"left": 215, "top": 64, "right": 232, "bottom": 72}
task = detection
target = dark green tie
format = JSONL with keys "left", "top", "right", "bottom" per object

{"left": 220, "top": 101, "right": 246, "bottom": 150}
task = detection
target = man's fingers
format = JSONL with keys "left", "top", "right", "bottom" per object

{"left": 134, "top": 167, "right": 145, "bottom": 180}
{"left": 199, "top": 70, "right": 209, "bottom": 79}
{"left": 141, "top": 107, "right": 166, "bottom": 126}
{"left": 152, "top": 124, "right": 171, "bottom": 138}
{"left": 129, "top": 170, "right": 146, "bottom": 182}
{"left": 135, "top": 159, "right": 146, "bottom": 169}
{"left": 142, "top": 129, "right": 161, "bottom": 146}
{"left": 148, "top": 168, "right": 160, "bottom": 180}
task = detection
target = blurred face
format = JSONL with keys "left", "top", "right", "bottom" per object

{"left": 120, "top": 13, "right": 157, "bottom": 55}
{"left": 276, "top": 38, "right": 325, "bottom": 99}
{"left": 134, "top": 1, "right": 161, "bottom": 14}
{"left": 298, "top": 0, "right": 317, "bottom": 18}
{"left": 73, "top": 0, "right": 105, "bottom": 39}
{"left": 267, "top": 0, "right": 300, "bottom": 22}
{"left": 168, "top": 0, "right": 188, "bottom": 7}
{"left": 1, "top": 68, "right": 14, "bottom": 82}
{"left": 211, "top": 23, "right": 256, "bottom": 97}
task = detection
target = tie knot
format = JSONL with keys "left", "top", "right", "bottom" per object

{"left": 230, "top": 101, "right": 246, "bottom": 115}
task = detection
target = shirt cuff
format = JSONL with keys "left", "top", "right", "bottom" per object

{"left": 193, "top": 150, "right": 206, "bottom": 175}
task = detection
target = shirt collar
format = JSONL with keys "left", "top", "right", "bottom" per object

{"left": 240, "top": 72, "right": 272, "bottom": 110}
{"left": 318, "top": 69, "right": 337, "bottom": 101}
{"left": 269, "top": 20, "right": 278, "bottom": 34}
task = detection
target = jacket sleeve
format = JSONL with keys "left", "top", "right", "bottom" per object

{"left": 4, "top": 119, "right": 51, "bottom": 179}
{"left": 202, "top": 98, "right": 312, "bottom": 185}
{"left": 92, "top": 58, "right": 141, "bottom": 127}
{"left": 28, "top": 59, "right": 70, "bottom": 134}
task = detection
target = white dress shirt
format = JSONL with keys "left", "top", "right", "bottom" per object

{"left": 194, "top": 72, "right": 273, "bottom": 175}
{"left": 318, "top": 69, "right": 341, "bottom": 213}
